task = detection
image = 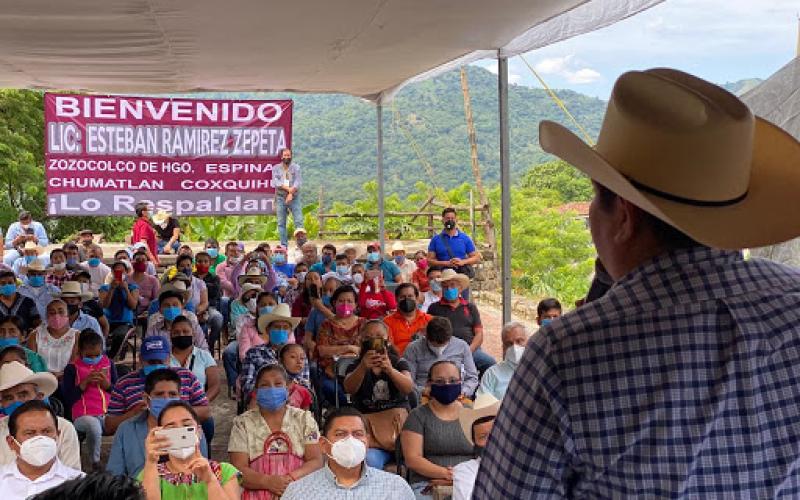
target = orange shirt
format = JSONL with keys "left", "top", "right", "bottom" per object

{"left": 384, "top": 310, "right": 432, "bottom": 355}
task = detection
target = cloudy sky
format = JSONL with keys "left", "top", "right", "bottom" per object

{"left": 475, "top": 0, "right": 799, "bottom": 98}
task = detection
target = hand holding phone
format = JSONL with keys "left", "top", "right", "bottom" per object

{"left": 154, "top": 426, "right": 197, "bottom": 451}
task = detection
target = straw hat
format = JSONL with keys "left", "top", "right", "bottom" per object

{"left": 459, "top": 393, "right": 500, "bottom": 446}
{"left": 152, "top": 210, "right": 171, "bottom": 225}
{"left": 54, "top": 281, "right": 92, "bottom": 300}
{"left": 239, "top": 283, "right": 263, "bottom": 299}
{"left": 435, "top": 268, "right": 470, "bottom": 288}
{"left": 391, "top": 241, "right": 406, "bottom": 254}
{"left": 238, "top": 267, "right": 267, "bottom": 286}
{"left": 0, "top": 361, "right": 58, "bottom": 396}
{"left": 22, "top": 241, "right": 40, "bottom": 254}
{"left": 257, "top": 303, "right": 301, "bottom": 333}
{"left": 26, "top": 259, "right": 46, "bottom": 272}
{"left": 293, "top": 228, "right": 307, "bottom": 236}
{"left": 160, "top": 281, "right": 191, "bottom": 302}
{"left": 539, "top": 68, "right": 800, "bottom": 250}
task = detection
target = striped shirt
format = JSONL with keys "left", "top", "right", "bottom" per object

{"left": 475, "top": 248, "right": 800, "bottom": 498}
{"left": 107, "top": 367, "right": 208, "bottom": 415}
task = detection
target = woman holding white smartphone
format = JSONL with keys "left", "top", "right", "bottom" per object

{"left": 141, "top": 400, "right": 241, "bottom": 499}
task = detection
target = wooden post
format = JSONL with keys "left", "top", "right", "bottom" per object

{"left": 317, "top": 187, "right": 325, "bottom": 238}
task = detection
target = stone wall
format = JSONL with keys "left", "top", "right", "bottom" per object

{"left": 470, "top": 249, "right": 498, "bottom": 292}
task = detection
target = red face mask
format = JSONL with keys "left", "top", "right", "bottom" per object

{"left": 196, "top": 264, "right": 210, "bottom": 274}
{"left": 133, "top": 261, "right": 147, "bottom": 272}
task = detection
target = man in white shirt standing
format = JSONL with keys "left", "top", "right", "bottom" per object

{"left": 452, "top": 394, "right": 499, "bottom": 500}
{"left": 1, "top": 399, "right": 83, "bottom": 499}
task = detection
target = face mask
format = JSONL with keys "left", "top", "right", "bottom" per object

{"left": 428, "top": 342, "right": 446, "bottom": 357}
{"left": 269, "top": 329, "right": 290, "bottom": 345}
{"left": 246, "top": 298, "right": 257, "bottom": 314}
{"left": 82, "top": 354, "right": 103, "bottom": 365}
{"left": 272, "top": 254, "right": 286, "bottom": 265}
{"left": 133, "top": 261, "right": 148, "bottom": 272}
{"left": 337, "top": 266, "right": 350, "bottom": 277}
{"left": 172, "top": 335, "right": 193, "bottom": 350}
{"left": 443, "top": 287, "right": 460, "bottom": 301}
{"left": 169, "top": 442, "right": 197, "bottom": 460}
{"left": 87, "top": 257, "right": 101, "bottom": 268}
{"left": 52, "top": 262, "right": 66, "bottom": 271}
{"left": 398, "top": 297, "right": 417, "bottom": 314}
{"left": 228, "top": 256, "right": 241, "bottom": 265}
{"left": 0, "top": 338, "right": 19, "bottom": 348}
{"left": 14, "top": 435, "right": 58, "bottom": 467}
{"left": 147, "top": 396, "right": 177, "bottom": 419}
{"left": 181, "top": 267, "right": 192, "bottom": 277}
{"left": 444, "top": 220, "right": 456, "bottom": 231}
{"left": 322, "top": 255, "right": 333, "bottom": 265}
{"left": 394, "top": 255, "right": 405, "bottom": 265}
{"left": 541, "top": 318, "right": 553, "bottom": 327}
{"left": 66, "top": 257, "right": 78, "bottom": 267}
{"left": 158, "top": 221, "right": 169, "bottom": 229}
{"left": 259, "top": 306, "right": 275, "bottom": 316}
{"left": 430, "top": 281, "right": 442, "bottom": 294}
{"left": 48, "top": 315, "right": 69, "bottom": 330}
{"left": 417, "top": 259, "right": 428, "bottom": 270}
{"left": 0, "top": 284, "right": 17, "bottom": 296}
{"left": 505, "top": 344, "right": 525, "bottom": 365}
{"left": 27, "top": 276, "right": 44, "bottom": 288}
{"left": 195, "top": 264, "right": 209, "bottom": 274}
{"left": 163, "top": 306, "right": 182, "bottom": 322}
{"left": 296, "top": 237, "right": 308, "bottom": 247}
{"left": 282, "top": 157, "right": 291, "bottom": 165}
{"left": 20, "top": 224, "right": 30, "bottom": 231}
{"left": 2, "top": 400, "right": 23, "bottom": 416}
{"left": 367, "top": 252, "right": 381, "bottom": 263}
{"left": 207, "top": 248, "right": 219, "bottom": 259}
{"left": 352, "top": 274, "right": 364, "bottom": 285}
{"left": 336, "top": 303, "right": 354, "bottom": 317}
{"left": 327, "top": 436, "right": 367, "bottom": 469}
{"left": 256, "top": 386, "right": 288, "bottom": 411}
{"left": 66, "top": 304, "right": 81, "bottom": 316}
{"left": 429, "top": 382, "right": 462, "bottom": 405}
{"left": 321, "top": 294, "right": 332, "bottom": 307}
{"left": 295, "top": 272, "right": 307, "bottom": 284}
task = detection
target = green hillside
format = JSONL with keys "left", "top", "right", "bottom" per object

{"left": 201, "top": 66, "right": 607, "bottom": 203}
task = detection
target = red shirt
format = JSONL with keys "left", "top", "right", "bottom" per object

{"left": 357, "top": 281, "right": 397, "bottom": 319}
{"left": 132, "top": 218, "right": 157, "bottom": 258}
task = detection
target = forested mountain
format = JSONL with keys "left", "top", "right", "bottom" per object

{"left": 200, "top": 66, "right": 608, "bottom": 203}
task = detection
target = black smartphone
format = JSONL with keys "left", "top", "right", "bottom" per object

{"left": 362, "top": 337, "right": 386, "bottom": 354}
{"left": 24, "top": 228, "right": 34, "bottom": 235}
{"left": 308, "top": 284, "right": 320, "bottom": 299}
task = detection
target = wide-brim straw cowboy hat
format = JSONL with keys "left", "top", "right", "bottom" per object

{"left": 257, "top": 303, "right": 301, "bottom": 333}
{"left": 53, "top": 281, "right": 93, "bottom": 300}
{"left": 435, "top": 268, "right": 471, "bottom": 288}
{"left": 152, "top": 210, "right": 171, "bottom": 225}
{"left": 459, "top": 393, "right": 501, "bottom": 446}
{"left": 22, "top": 241, "right": 40, "bottom": 254}
{"left": 540, "top": 68, "right": 800, "bottom": 250}
{"left": 26, "top": 259, "right": 46, "bottom": 272}
{"left": 239, "top": 283, "right": 263, "bottom": 299}
{"left": 0, "top": 361, "right": 58, "bottom": 396}
{"left": 238, "top": 268, "right": 267, "bottom": 286}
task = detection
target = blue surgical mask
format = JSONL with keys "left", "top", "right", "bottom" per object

{"left": 269, "top": 329, "right": 290, "bottom": 346}
{"left": 24, "top": 255, "right": 36, "bottom": 264}
{"left": 82, "top": 355, "right": 103, "bottom": 365}
{"left": 67, "top": 257, "right": 78, "bottom": 266}
{"left": 367, "top": 252, "right": 381, "bottom": 263}
{"left": 272, "top": 254, "right": 286, "bottom": 265}
{"left": 541, "top": 318, "right": 553, "bottom": 326}
{"left": 259, "top": 306, "right": 275, "bottom": 316}
{"left": 430, "top": 281, "right": 442, "bottom": 294}
{"left": 0, "top": 338, "right": 19, "bottom": 348}
{"left": 322, "top": 295, "right": 331, "bottom": 307}
{"left": 147, "top": 396, "right": 178, "bottom": 419}
{"left": 207, "top": 248, "right": 219, "bottom": 259}
{"left": 394, "top": 255, "right": 405, "bottom": 265}
{"left": 256, "top": 387, "right": 288, "bottom": 411}
{"left": 88, "top": 258, "right": 101, "bottom": 268}
{"left": 443, "top": 287, "right": 460, "bottom": 301}
{"left": 27, "top": 275, "right": 44, "bottom": 288}
{"left": 0, "top": 284, "right": 17, "bottom": 296}
{"left": 143, "top": 364, "right": 167, "bottom": 376}
{"left": 322, "top": 255, "right": 333, "bottom": 265}
{"left": 163, "top": 306, "right": 181, "bottom": 321}
{"left": 2, "top": 401, "right": 23, "bottom": 417}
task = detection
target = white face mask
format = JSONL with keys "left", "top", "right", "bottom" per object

{"left": 352, "top": 274, "right": 364, "bottom": 285}
{"left": 14, "top": 435, "right": 58, "bottom": 467}
{"left": 428, "top": 342, "right": 446, "bottom": 357}
{"left": 327, "top": 436, "right": 366, "bottom": 469}
{"left": 52, "top": 262, "right": 66, "bottom": 271}
{"left": 168, "top": 434, "right": 198, "bottom": 460}
{"left": 505, "top": 344, "right": 526, "bottom": 365}
{"left": 246, "top": 297, "right": 257, "bottom": 314}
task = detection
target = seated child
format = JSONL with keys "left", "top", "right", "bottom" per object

{"left": 280, "top": 343, "right": 312, "bottom": 410}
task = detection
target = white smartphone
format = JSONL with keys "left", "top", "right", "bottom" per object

{"left": 155, "top": 426, "right": 196, "bottom": 451}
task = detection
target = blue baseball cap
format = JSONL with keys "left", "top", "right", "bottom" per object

{"left": 141, "top": 336, "right": 171, "bottom": 361}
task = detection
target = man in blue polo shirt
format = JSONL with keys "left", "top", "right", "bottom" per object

{"left": 428, "top": 208, "right": 481, "bottom": 299}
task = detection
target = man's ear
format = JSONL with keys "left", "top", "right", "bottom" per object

{"left": 6, "top": 435, "right": 18, "bottom": 453}
{"left": 612, "top": 197, "right": 639, "bottom": 245}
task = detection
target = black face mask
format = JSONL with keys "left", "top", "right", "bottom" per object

{"left": 398, "top": 297, "right": 417, "bottom": 314}
{"left": 67, "top": 304, "right": 81, "bottom": 316}
{"left": 444, "top": 220, "right": 456, "bottom": 230}
{"left": 172, "top": 336, "right": 193, "bottom": 350}
{"left": 282, "top": 157, "right": 291, "bottom": 165}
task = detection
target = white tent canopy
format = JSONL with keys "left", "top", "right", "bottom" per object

{"left": 0, "top": 0, "right": 660, "bottom": 102}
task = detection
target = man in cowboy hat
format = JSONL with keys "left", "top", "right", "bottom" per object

{"left": 3, "top": 211, "right": 49, "bottom": 268}
{"left": 453, "top": 394, "right": 499, "bottom": 500}
{"left": 54, "top": 282, "right": 103, "bottom": 342}
{"left": 0, "top": 362, "right": 80, "bottom": 469}
{"left": 391, "top": 241, "right": 417, "bottom": 283}
{"left": 477, "top": 69, "right": 800, "bottom": 498}
{"left": 427, "top": 269, "right": 495, "bottom": 374}
{"left": 11, "top": 241, "right": 49, "bottom": 278}
{"left": 152, "top": 210, "right": 181, "bottom": 256}
{"left": 17, "top": 259, "right": 60, "bottom": 320}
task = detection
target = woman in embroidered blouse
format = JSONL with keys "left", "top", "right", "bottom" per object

{"left": 141, "top": 400, "right": 241, "bottom": 499}
{"left": 27, "top": 299, "right": 79, "bottom": 378}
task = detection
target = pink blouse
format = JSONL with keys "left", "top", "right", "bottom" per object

{"left": 237, "top": 317, "right": 296, "bottom": 361}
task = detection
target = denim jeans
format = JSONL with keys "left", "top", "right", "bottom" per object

{"left": 204, "top": 308, "right": 223, "bottom": 354}
{"left": 222, "top": 341, "right": 239, "bottom": 390}
{"left": 157, "top": 239, "right": 180, "bottom": 254}
{"left": 74, "top": 415, "right": 104, "bottom": 463}
{"left": 201, "top": 416, "right": 215, "bottom": 445}
{"left": 366, "top": 448, "right": 392, "bottom": 470}
{"left": 472, "top": 347, "right": 496, "bottom": 379}
{"left": 276, "top": 192, "right": 304, "bottom": 247}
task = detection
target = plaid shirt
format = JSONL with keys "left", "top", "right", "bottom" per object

{"left": 239, "top": 344, "right": 310, "bottom": 399}
{"left": 476, "top": 248, "right": 800, "bottom": 498}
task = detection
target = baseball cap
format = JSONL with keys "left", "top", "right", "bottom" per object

{"left": 141, "top": 336, "right": 171, "bottom": 361}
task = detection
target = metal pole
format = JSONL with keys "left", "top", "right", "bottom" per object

{"left": 498, "top": 56, "right": 512, "bottom": 324}
{"left": 377, "top": 104, "right": 385, "bottom": 253}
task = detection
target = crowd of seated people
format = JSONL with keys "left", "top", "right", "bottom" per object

{"left": 0, "top": 206, "right": 564, "bottom": 500}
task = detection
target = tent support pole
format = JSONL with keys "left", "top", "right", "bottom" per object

{"left": 498, "top": 55, "right": 512, "bottom": 324}
{"left": 377, "top": 103, "right": 385, "bottom": 252}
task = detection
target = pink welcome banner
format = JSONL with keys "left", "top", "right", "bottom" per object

{"left": 45, "top": 93, "right": 292, "bottom": 216}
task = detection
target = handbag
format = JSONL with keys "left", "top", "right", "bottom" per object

{"left": 441, "top": 235, "right": 475, "bottom": 279}
{"left": 363, "top": 407, "right": 409, "bottom": 451}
